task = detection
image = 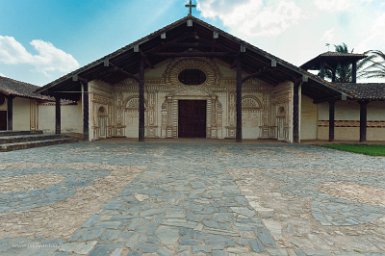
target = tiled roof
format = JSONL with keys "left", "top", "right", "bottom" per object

{"left": 319, "top": 51, "right": 367, "bottom": 58}
{"left": 0, "top": 76, "right": 51, "bottom": 100}
{"left": 332, "top": 83, "right": 385, "bottom": 100}
{"left": 301, "top": 51, "right": 367, "bottom": 70}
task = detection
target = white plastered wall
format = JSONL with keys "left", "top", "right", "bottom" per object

{"left": 301, "top": 95, "right": 317, "bottom": 140}
{"left": 13, "top": 97, "right": 32, "bottom": 130}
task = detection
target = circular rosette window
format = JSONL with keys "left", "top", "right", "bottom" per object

{"left": 178, "top": 69, "right": 207, "bottom": 86}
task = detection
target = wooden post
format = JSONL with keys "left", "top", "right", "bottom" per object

{"left": 82, "top": 83, "right": 89, "bottom": 140}
{"left": 55, "top": 96, "right": 61, "bottom": 135}
{"left": 331, "top": 68, "right": 336, "bottom": 83}
{"left": 7, "top": 95, "right": 14, "bottom": 130}
{"left": 319, "top": 62, "right": 326, "bottom": 79}
{"left": 352, "top": 62, "right": 357, "bottom": 83}
{"left": 139, "top": 55, "right": 145, "bottom": 141}
{"left": 293, "top": 81, "right": 300, "bottom": 143}
{"left": 235, "top": 56, "right": 242, "bottom": 142}
{"left": 359, "top": 100, "right": 368, "bottom": 142}
{"left": 328, "top": 100, "right": 335, "bottom": 141}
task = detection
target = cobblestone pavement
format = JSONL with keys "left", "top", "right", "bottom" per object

{"left": 0, "top": 140, "right": 385, "bottom": 255}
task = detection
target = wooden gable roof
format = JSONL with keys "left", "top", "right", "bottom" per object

{"left": 36, "top": 16, "right": 344, "bottom": 102}
{"left": 0, "top": 76, "right": 51, "bottom": 101}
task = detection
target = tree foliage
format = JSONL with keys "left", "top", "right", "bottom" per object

{"left": 359, "top": 50, "right": 385, "bottom": 79}
{"left": 321, "top": 43, "right": 355, "bottom": 83}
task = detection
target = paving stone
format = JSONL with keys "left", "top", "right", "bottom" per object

{"left": 58, "top": 241, "right": 97, "bottom": 254}
{"left": 1, "top": 142, "right": 385, "bottom": 255}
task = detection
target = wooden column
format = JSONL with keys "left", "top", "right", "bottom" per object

{"left": 55, "top": 96, "right": 61, "bottom": 134}
{"left": 82, "top": 83, "right": 89, "bottom": 140}
{"left": 359, "top": 100, "right": 368, "bottom": 142}
{"left": 319, "top": 62, "right": 326, "bottom": 79}
{"left": 7, "top": 95, "right": 14, "bottom": 130}
{"left": 328, "top": 100, "right": 335, "bottom": 141}
{"left": 139, "top": 56, "right": 145, "bottom": 141}
{"left": 352, "top": 62, "right": 357, "bottom": 83}
{"left": 331, "top": 68, "right": 336, "bottom": 82}
{"left": 293, "top": 81, "right": 300, "bottom": 143}
{"left": 235, "top": 56, "right": 242, "bottom": 142}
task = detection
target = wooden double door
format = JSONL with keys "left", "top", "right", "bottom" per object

{"left": 178, "top": 100, "right": 207, "bottom": 138}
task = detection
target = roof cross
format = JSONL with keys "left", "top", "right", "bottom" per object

{"left": 185, "top": 0, "right": 196, "bottom": 16}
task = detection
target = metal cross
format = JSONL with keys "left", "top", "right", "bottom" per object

{"left": 185, "top": 0, "right": 196, "bottom": 16}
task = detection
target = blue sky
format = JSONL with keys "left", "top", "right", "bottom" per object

{"left": 1, "top": 0, "right": 385, "bottom": 85}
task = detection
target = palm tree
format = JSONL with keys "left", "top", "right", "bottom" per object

{"left": 321, "top": 43, "right": 356, "bottom": 82}
{"left": 319, "top": 43, "right": 385, "bottom": 82}
{"left": 359, "top": 50, "right": 385, "bottom": 80}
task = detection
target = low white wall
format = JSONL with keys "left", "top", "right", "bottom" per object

{"left": 317, "top": 100, "right": 385, "bottom": 141}
{"left": 38, "top": 103, "right": 82, "bottom": 133}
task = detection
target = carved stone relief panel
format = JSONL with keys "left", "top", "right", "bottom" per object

{"left": 226, "top": 91, "right": 236, "bottom": 138}
{"left": 163, "top": 58, "right": 221, "bottom": 88}
{"left": 242, "top": 96, "right": 263, "bottom": 139}
{"left": 159, "top": 88, "right": 223, "bottom": 139}
{"left": 271, "top": 82, "right": 292, "bottom": 141}
{"left": 89, "top": 81, "right": 113, "bottom": 139}
{"left": 124, "top": 96, "right": 140, "bottom": 138}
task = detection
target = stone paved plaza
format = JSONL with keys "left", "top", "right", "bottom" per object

{"left": 0, "top": 140, "right": 385, "bottom": 255}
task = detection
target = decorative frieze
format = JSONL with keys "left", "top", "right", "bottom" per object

{"left": 318, "top": 120, "right": 385, "bottom": 128}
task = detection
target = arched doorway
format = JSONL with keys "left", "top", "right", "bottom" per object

{"left": 97, "top": 106, "right": 108, "bottom": 138}
{"left": 242, "top": 96, "right": 262, "bottom": 139}
{"left": 124, "top": 97, "right": 140, "bottom": 138}
{"left": 276, "top": 106, "right": 287, "bottom": 141}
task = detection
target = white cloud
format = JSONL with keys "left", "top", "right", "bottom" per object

{"left": 314, "top": 0, "right": 375, "bottom": 12}
{"left": 356, "top": 13, "right": 385, "bottom": 52}
{"left": 198, "top": 0, "right": 303, "bottom": 37}
{"left": 313, "top": 0, "right": 353, "bottom": 12}
{"left": 0, "top": 35, "right": 79, "bottom": 76}
{"left": 321, "top": 28, "right": 339, "bottom": 47}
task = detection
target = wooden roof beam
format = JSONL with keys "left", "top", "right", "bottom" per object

{"left": 141, "top": 53, "right": 153, "bottom": 69}
{"left": 242, "top": 66, "right": 273, "bottom": 83}
{"left": 72, "top": 74, "right": 88, "bottom": 84}
{"left": 104, "top": 59, "right": 140, "bottom": 82}
{"left": 150, "top": 52, "right": 236, "bottom": 57}
{"left": 313, "top": 96, "right": 342, "bottom": 104}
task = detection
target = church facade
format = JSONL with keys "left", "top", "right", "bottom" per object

{"left": 35, "top": 16, "right": 385, "bottom": 143}
{"left": 87, "top": 58, "right": 294, "bottom": 142}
